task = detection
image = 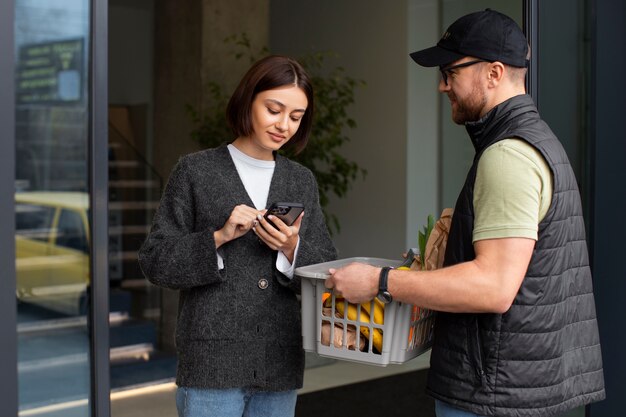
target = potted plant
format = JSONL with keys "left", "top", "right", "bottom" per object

{"left": 187, "top": 33, "right": 366, "bottom": 234}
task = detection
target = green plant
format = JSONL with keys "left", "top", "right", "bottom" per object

{"left": 418, "top": 214, "right": 435, "bottom": 269}
{"left": 187, "top": 33, "right": 366, "bottom": 234}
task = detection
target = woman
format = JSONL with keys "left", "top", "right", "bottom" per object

{"left": 138, "top": 55, "right": 337, "bottom": 417}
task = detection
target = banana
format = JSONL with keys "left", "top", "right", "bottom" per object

{"left": 361, "top": 298, "right": 385, "bottom": 325}
{"left": 334, "top": 299, "right": 384, "bottom": 352}
{"left": 359, "top": 322, "right": 383, "bottom": 353}
{"left": 322, "top": 262, "right": 413, "bottom": 354}
{"left": 334, "top": 299, "right": 370, "bottom": 323}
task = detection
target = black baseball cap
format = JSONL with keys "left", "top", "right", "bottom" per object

{"left": 410, "top": 9, "right": 529, "bottom": 68}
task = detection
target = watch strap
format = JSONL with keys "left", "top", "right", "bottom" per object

{"left": 379, "top": 266, "right": 391, "bottom": 292}
{"left": 377, "top": 266, "right": 393, "bottom": 303}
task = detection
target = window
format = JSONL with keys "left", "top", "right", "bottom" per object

{"left": 56, "top": 209, "right": 88, "bottom": 252}
{"left": 15, "top": 203, "right": 55, "bottom": 242}
{"left": 14, "top": 0, "right": 92, "bottom": 414}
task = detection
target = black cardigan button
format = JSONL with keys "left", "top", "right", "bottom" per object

{"left": 258, "top": 278, "right": 269, "bottom": 289}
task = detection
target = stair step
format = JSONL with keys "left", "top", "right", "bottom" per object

{"left": 46, "top": 179, "right": 87, "bottom": 190}
{"left": 109, "top": 225, "right": 151, "bottom": 236}
{"left": 109, "top": 211, "right": 156, "bottom": 228}
{"left": 18, "top": 312, "right": 129, "bottom": 334}
{"left": 109, "top": 187, "right": 161, "bottom": 202}
{"left": 109, "top": 236, "right": 147, "bottom": 255}
{"left": 110, "top": 289, "right": 133, "bottom": 313}
{"left": 109, "top": 201, "right": 160, "bottom": 210}
{"left": 18, "top": 343, "right": 155, "bottom": 374}
{"left": 109, "top": 250, "right": 140, "bottom": 262}
{"left": 120, "top": 278, "right": 152, "bottom": 289}
{"left": 109, "top": 160, "right": 141, "bottom": 168}
{"left": 110, "top": 318, "right": 157, "bottom": 348}
{"left": 110, "top": 257, "right": 144, "bottom": 281}
{"left": 110, "top": 352, "right": 177, "bottom": 390}
{"left": 109, "top": 179, "right": 160, "bottom": 189}
{"left": 110, "top": 343, "right": 155, "bottom": 363}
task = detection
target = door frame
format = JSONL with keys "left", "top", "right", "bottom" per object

{"left": 0, "top": 0, "right": 18, "bottom": 414}
{"left": 0, "top": 0, "right": 110, "bottom": 415}
{"left": 89, "top": 0, "right": 110, "bottom": 415}
{"left": 523, "top": 0, "right": 539, "bottom": 101}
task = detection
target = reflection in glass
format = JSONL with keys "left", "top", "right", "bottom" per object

{"left": 16, "top": 192, "right": 89, "bottom": 316}
{"left": 15, "top": 0, "right": 91, "bottom": 415}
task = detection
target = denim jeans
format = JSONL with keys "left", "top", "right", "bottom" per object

{"left": 435, "top": 400, "right": 484, "bottom": 417}
{"left": 176, "top": 387, "right": 297, "bottom": 417}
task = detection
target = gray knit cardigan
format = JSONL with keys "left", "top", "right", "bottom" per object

{"left": 138, "top": 144, "right": 337, "bottom": 390}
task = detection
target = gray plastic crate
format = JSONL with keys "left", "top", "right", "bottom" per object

{"left": 297, "top": 257, "right": 435, "bottom": 366}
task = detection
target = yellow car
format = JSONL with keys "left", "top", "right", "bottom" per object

{"left": 15, "top": 192, "right": 90, "bottom": 316}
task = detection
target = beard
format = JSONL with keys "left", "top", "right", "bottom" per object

{"left": 449, "top": 82, "right": 488, "bottom": 124}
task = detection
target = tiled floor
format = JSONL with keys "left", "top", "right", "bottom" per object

{"left": 109, "top": 349, "right": 585, "bottom": 417}
{"left": 110, "top": 352, "right": 432, "bottom": 417}
{"left": 23, "top": 349, "right": 584, "bottom": 417}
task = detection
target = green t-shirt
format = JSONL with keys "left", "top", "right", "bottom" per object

{"left": 473, "top": 139, "right": 553, "bottom": 243}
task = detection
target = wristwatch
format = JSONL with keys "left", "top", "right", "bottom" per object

{"left": 377, "top": 266, "right": 393, "bottom": 304}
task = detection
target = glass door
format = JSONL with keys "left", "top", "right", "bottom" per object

{"left": 14, "top": 0, "right": 93, "bottom": 415}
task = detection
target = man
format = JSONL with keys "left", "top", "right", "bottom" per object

{"left": 325, "top": 9, "right": 605, "bottom": 417}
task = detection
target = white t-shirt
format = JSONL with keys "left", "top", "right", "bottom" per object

{"left": 217, "top": 144, "right": 299, "bottom": 278}
{"left": 228, "top": 144, "right": 275, "bottom": 209}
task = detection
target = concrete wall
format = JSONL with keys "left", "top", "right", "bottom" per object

{"left": 200, "top": 0, "right": 269, "bottom": 112}
{"left": 109, "top": 1, "right": 154, "bottom": 109}
{"left": 439, "top": 0, "right": 522, "bottom": 208}
{"left": 109, "top": 0, "right": 154, "bottom": 159}
{"left": 153, "top": 0, "right": 203, "bottom": 179}
{"left": 270, "top": 0, "right": 442, "bottom": 259}
{"left": 407, "top": 0, "right": 443, "bottom": 251}
{"left": 152, "top": 0, "right": 269, "bottom": 180}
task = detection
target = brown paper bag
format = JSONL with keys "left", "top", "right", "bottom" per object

{"left": 320, "top": 307, "right": 365, "bottom": 351}
{"left": 412, "top": 208, "right": 453, "bottom": 271}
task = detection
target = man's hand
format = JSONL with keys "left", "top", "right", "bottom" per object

{"left": 324, "top": 263, "right": 380, "bottom": 303}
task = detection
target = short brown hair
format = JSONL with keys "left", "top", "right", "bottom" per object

{"left": 226, "top": 55, "right": 314, "bottom": 155}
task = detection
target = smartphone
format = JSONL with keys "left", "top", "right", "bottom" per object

{"left": 264, "top": 202, "right": 304, "bottom": 229}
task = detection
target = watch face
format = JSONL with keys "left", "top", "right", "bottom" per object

{"left": 377, "top": 291, "right": 393, "bottom": 304}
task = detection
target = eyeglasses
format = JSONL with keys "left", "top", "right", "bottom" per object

{"left": 439, "top": 59, "right": 489, "bottom": 85}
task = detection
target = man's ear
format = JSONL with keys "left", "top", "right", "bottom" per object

{"left": 487, "top": 62, "right": 505, "bottom": 87}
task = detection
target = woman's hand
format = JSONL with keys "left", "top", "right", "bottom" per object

{"left": 254, "top": 211, "right": 304, "bottom": 262}
{"left": 214, "top": 204, "right": 261, "bottom": 249}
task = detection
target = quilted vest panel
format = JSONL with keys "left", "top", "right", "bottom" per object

{"left": 426, "top": 95, "right": 605, "bottom": 417}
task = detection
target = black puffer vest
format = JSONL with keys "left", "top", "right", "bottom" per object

{"left": 426, "top": 95, "right": 605, "bottom": 416}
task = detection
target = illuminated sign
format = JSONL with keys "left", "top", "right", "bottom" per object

{"left": 16, "top": 38, "right": 84, "bottom": 105}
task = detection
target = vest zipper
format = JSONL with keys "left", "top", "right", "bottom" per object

{"left": 471, "top": 318, "right": 487, "bottom": 387}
